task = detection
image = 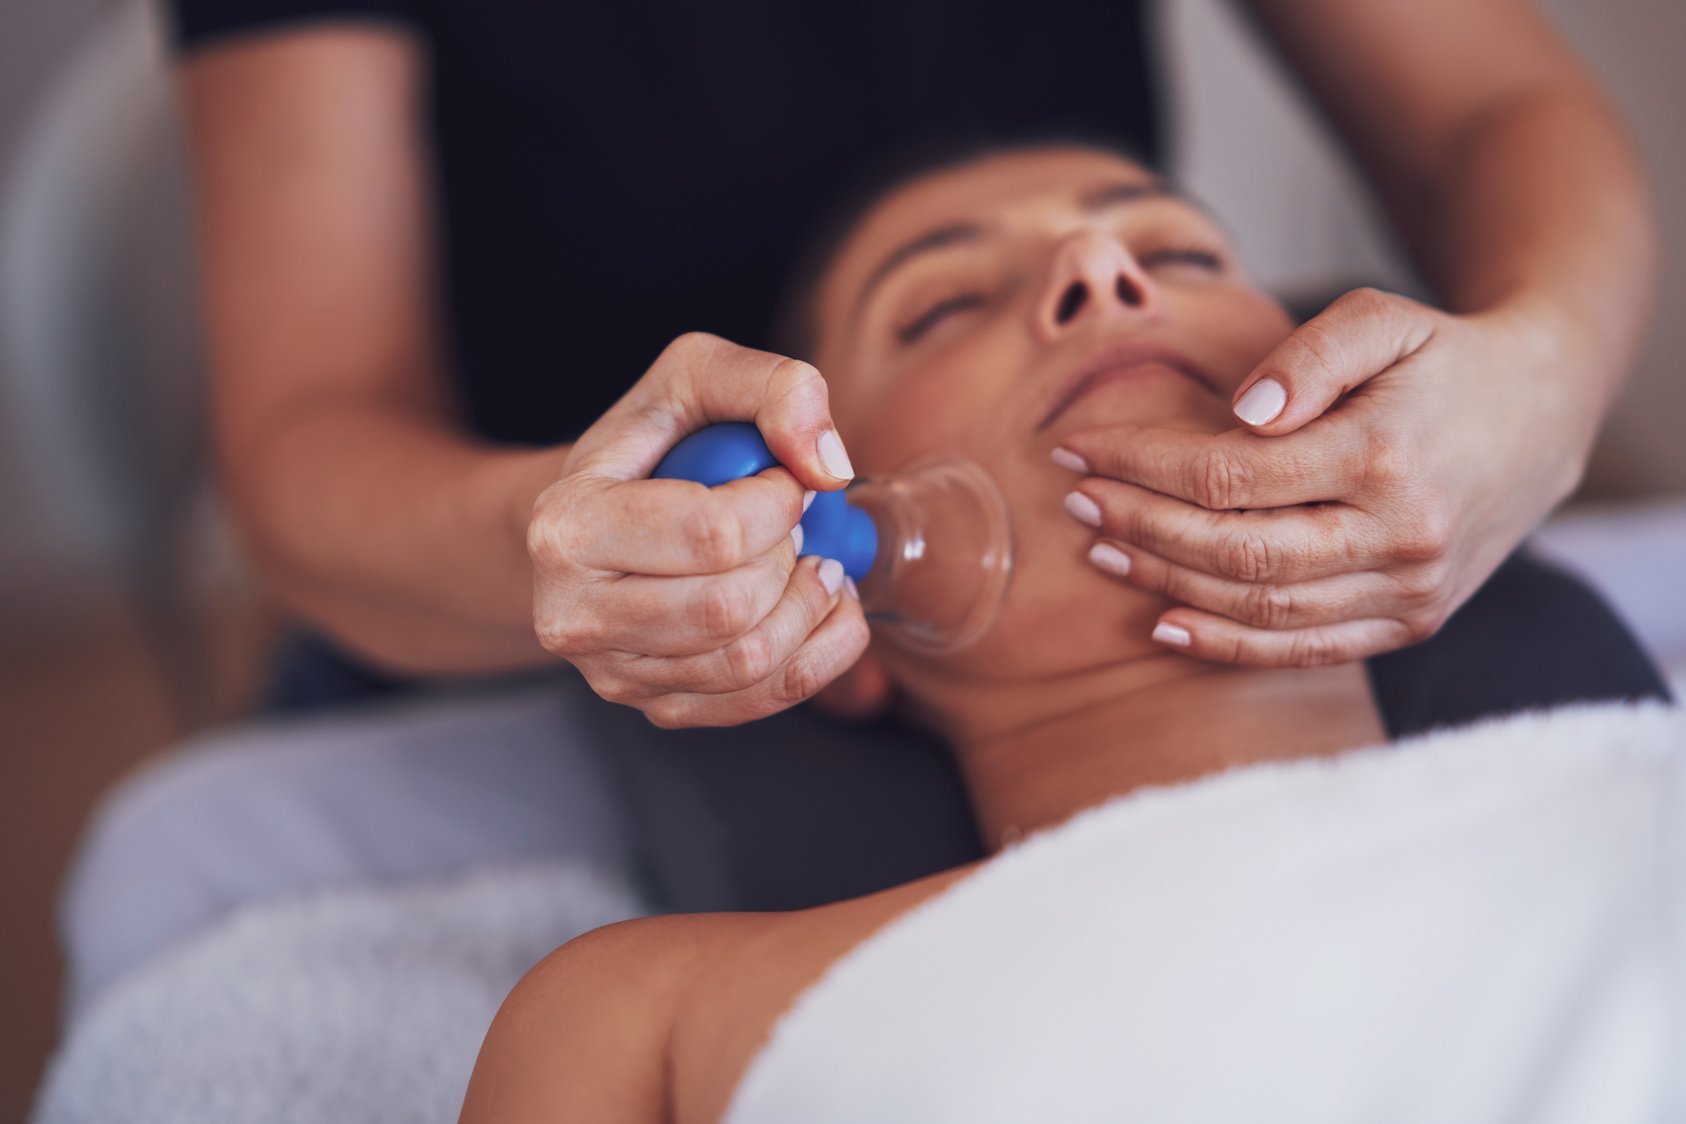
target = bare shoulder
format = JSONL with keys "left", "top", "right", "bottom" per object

{"left": 669, "top": 867, "right": 978, "bottom": 1124}
{"left": 459, "top": 912, "right": 752, "bottom": 1124}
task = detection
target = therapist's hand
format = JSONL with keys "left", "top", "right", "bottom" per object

{"left": 529, "top": 332, "right": 869, "bottom": 726}
{"left": 1055, "top": 289, "right": 1593, "bottom": 667}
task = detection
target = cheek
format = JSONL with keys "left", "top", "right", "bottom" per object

{"left": 1210, "top": 294, "right": 1295, "bottom": 392}
{"left": 838, "top": 347, "right": 1012, "bottom": 474}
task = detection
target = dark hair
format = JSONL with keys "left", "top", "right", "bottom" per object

{"left": 767, "top": 129, "right": 1158, "bottom": 361}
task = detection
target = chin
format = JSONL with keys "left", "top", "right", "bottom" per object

{"left": 916, "top": 546, "right": 1172, "bottom": 684}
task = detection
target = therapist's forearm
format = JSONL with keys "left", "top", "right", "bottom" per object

{"left": 1245, "top": 0, "right": 1657, "bottom": 446}
{"left": 1381, "top": 78, "right": 1655, "bottom": 426}
{"left": 223, "top": 399, "right": 569, "bottom": 676}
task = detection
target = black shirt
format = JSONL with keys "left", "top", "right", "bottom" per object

{"left": 170, "top": 0, "right": 1163, "bottom": 444}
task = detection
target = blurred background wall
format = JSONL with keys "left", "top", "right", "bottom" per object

{"left": 0, "top": 0, "right": 1680, "bottom": 1119}
{"left": 0, "top": 0, "right": 103, "bottom": 636}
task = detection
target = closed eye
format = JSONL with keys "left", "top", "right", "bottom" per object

{"left": 1137, "top": 246, "right": 1225, "bottom": 272}
{"left": 896, "top": 292, "right": 989, "bottom": 344}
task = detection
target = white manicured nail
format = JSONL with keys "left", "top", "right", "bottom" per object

{"left": 790, "top": 524, "right": 805, "bottom": 555}
{"left": 817, "top": 430, "right": 854, "bottom": 481}
{"left": 802, "top": 489, "right": 816, "bottom": 513}
{"left": 818, "top": 557, "right": 845, "bottom": 596}
{"left": 844, "top": 576, "right": 859, "bottom": 600}
{"left": 1152, "top": 621, "right": 1192, "bottom": 647}
{"left": 1088, "top": 541, "right": 1131, "bottom": 577}
{"left": 1233, "top": 378, "right": 1286, "bottom": 426}
{"left": 1050, "top": 446, "right": 1088, "bottom": 473}
{"left": 1064, "top": 491, "right": 1102, "bottom": 528}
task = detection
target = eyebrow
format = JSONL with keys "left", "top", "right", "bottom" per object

{"left": 852, "top": 178, "right": 1179, "bottom": 317}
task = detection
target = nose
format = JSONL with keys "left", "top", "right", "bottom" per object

{"left": 1034, "top": 228, "right": 1159, "bottom": 342}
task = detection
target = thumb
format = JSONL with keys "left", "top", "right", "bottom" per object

{"left": 571, "top": 333, "right": 854, "bottom": 490}
{"left": 1232, "top": 288, "right": 1433, "bottom": 435}
{"left": 751, "top": 352, "right": 856, "bottom": 493}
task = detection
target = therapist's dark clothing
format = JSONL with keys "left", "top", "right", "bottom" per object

{"left": 167, "top": 0, "right": 1670, "bottom": 912}
{"left": 171, "top": 0, "right": 1165, "bottom": 446}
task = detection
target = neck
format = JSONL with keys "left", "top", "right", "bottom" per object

{"left": 918, "top": 654, "right": 1384, "bottom": 851}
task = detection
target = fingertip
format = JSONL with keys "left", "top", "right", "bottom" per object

{"left": 816, "top": 429, "right": 855, "bottom": 484}
{"left": 816, "top": 556, "right": 846, "bottom": 598}
{"left": 1151, "top": 619, "right": 1193, "bottom": 648}
{"left": 1050, "top": 446, "right": 1089, "bottom": 473}
{"left": 1232, "top": 377, "right": 1287, "bottom": 428}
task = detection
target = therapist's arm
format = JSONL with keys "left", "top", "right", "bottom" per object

{"left": 1061, "top": 0, "right": 1655, "bottom": 666}
{"left": 182, "top": 28, "right": 864, "bottom": 713}
{"left": 1245, "top": 0, "right": 1653, "bottom": 382}
{"left": 182, "top": 28, "right": 563, "bottom": 674}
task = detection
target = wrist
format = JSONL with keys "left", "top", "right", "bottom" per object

{"left": 1470, "top": 296, "right": 1607, "bottom": 501}
{"left": 499, "top": 443, "right": 574, "bottom": 559}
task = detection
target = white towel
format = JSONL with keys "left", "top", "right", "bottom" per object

{"left": 728, "top": 702, "right": 1686, "bottom": 1124}
{"left": 32, "top": 862, "right": 644, "bottom": 1124}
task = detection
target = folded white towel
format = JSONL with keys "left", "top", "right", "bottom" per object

{"left": 728, "top": 702, "right": 1686, "bottom": 1124}
{"left": 32, "top": 862, "right": 644, "bottom": 1124}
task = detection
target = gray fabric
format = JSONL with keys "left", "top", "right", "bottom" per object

{"left": 38, "top": 862, "right": 645, "bottom": 1124}
{"left": 59, "top": 674, "right": 627, "bottom": 1024}
{"left": 588, "top": 701, "right": 981, "bottom": 914}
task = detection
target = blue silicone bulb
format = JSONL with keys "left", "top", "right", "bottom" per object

{"left": 653, "top": 423, "right": 879, "bottom": 581}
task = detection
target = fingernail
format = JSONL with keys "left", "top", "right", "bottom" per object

{"left": 844, "top": 575, "right": 859, "bottom": 600}
{"left": 1233, "top": 378, "right": 1286, "bottom": 426}
{"left": 818, "top": 557, "right": 845, "bottom": 596}
{"left": 1152, "top": 621, "right": 1192, "bottom": 647}
{"left": 790, "top": 523, "right": 805, "bottom": 555}
{"left": 1050, "top": 446, "right": 1088, "bottom": 473}
{"left": 1088, "top": 541, "right": 1131, "bottom": 577}
{"left": 802, "top": 489, "right": 816, "bottom": 513}
{"left": 817, "top": 430, "right": 854, "bottom": 481}
{"left": 1064, "top": 491, "right": 1102, "bottom": 528}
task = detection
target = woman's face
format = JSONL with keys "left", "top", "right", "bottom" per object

{"left": 809, "top": 146, "right": 1294, "bottom": 683}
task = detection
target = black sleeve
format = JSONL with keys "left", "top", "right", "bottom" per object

{"left": 166, "top": 0, "right": 419, "bottom": 53}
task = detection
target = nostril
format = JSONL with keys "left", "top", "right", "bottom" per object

{"left": 1115, "top": 273, "right": 1144, "bottom": 308}
{"left": 1054, "top": 281, "right": 1088, "bottom": 325}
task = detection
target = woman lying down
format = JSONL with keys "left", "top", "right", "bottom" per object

{"left": 460, "top": 143, "right": 1684, "bottom": 1122}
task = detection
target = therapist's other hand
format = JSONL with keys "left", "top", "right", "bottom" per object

{"left": 1055, "top": 289, "right": 1588, "bottom": 667}
{"left": 529, "top": 333, "right": 869, "bottom": 726}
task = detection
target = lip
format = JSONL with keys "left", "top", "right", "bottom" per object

{"left": 1034, "top": 339, "right": 1222, "bottom": 431}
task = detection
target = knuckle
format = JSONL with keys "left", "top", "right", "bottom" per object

{"left": 663, "top": 331, "right": 721, "bottom": 363}
{"left": 1293, "top": 319, "right": 1345, "bottom": 381}
{"left": 533, "top": 611, "right": 589, "bottom": 656}
{"left": 1243, "top": 583, "right": 1297, "bottom": 630}
{"left": 1399, "top": 608, "right": 1446, "bottom": 645}
{"left": 694, "top": 580, "right": 756, "bottom": 643}
{"left": 1218, "top": 530, "right": 1276, "bottom": 583}
{"left": 525, "top": 495, "right": 577, "bottom": 566}
{"left": 1286, "top": 631, "right": 1344, "bottom": 667}
{"left": 1338, "top": 286, "right": 1392, "bottom": 318}
{"left": 723, "top": 627, "right": 780, "bottom": 689}
{"left": 1361, "top": 431, "right": 1415, "bottom": 493}
{"left": 777, "top": 650, "right": 828, "bottom": 705}
{"left": 1192, "top": 448, "right": 1251, "bottom": 510}
{"left": 1400, "top": 559, "right": 1452, "bottom": 604}
{"left": 1396, "top": 508, "right": 1453, "bottom": 564}
{"left": 643, "top": 696, "right": 692, "bottom": 729}
{"left": 591, "top": 674, "right": 637, "bottom": 705}
{"left": 682, "top": 505, "right": 746, "bottom": 571}
{"left": 769, "top": 355, "right": 823, "bottom": 394}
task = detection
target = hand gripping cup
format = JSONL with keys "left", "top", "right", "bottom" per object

{"left": 654, "top": 423, "right": 1012, "bottom": 653}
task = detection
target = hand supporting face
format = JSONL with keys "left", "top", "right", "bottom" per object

{"left": 1054, "top": 289, "right": 1591, "bottom": 667}
{"left": 528, "top": 333, "right": 870, "bottom": 726}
